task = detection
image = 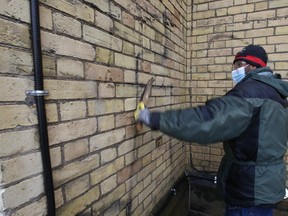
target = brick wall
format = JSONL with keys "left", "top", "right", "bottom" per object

{"left": 187, "top": 0, "right": 288, "bottom": 174}
{"left": 0, "top": 0, "right": 188, "bottom": 215}
{"left": 1, "top": 0, "right": 288, "bottom": 215}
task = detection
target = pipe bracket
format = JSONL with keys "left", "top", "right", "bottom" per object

{"left": 26, "top": 90, "right": 49, "bottom": 96}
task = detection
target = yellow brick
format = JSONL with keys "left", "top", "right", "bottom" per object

{"left": 64, "top": 175, "right": 89, "bottom": 201}
{"left": 64, "top": 139, "right": 89, "bottom": 162}
{"left": 98, "top": 115, "right": 115, "bottom": 132}
{"left": 88, "top": 99, "right": 124, "bottom": 116}
{"left": 53, "top": 13, "right": 81, "bottom": 38}
{"left": 99, "top": 83, "right": 116, "bottom": 98}
{"left": 0, "top": 77, "right": 33, "bottom": 102}
{"left": 275, "top": 26, "right": 288, "bottom": 35}
{"left": 0, "top": 0, "right": 30, "bottom": 22}
{"left": 100, "top": 174, "right": 117, "bottom": 195}
{"left": 101, "top": 148, "right": 117, "bottom": 164}
{"left": 95, "top": 10, "right": 114, "bottom": 32}
{"left": 48, "top": 118, "right": 97, "bottom": 145}
{"left": 0, "top": 105, "right": 37, "bottom": 130}
{"left": 2, "top": 175, "right": 44, "bottom": 210}
{"left": 90, "top": 128, "right": 125, "bottom": 151}
{"left": 269, "top": 0, "right": 288, "bottom": 8}
{"left": 96, "top": 47, "right": 114, "bottom": 64}
{"left": 228, "top": 4, "right": 254, "bottom": 15}
{"left": 41, "top": 0, "right": 94, "bottom": 22}
{"left": 57, "top": 58, "right": 84, "bottom": 78}
{"left": 57, "top": 186, "right": 100, "bottom": 216}
{"left": 40, "top": 6, "right": 52, "bottom": 30}
{"left": 53, "top": 154, "right": 99, "bottom": 187}
{"left": 247, "top": 10, "right": 275, "bottom": 21}
{"left": 114, "top": 22, "right": 142, "bottom": 44}
{"left": 10, "top": 197, "right": 46, "bottom": 216}
{"left": 115, "top": 53, "right": 137, "bottom": 70}
{"left": 83, "top": 25, "right": 122, "bottom": 52}
{"left": 0, "top": 18, "right": 30, "bottom": 48}
{"left": 246, "top": 28, "right": 274, "bottom": 38}
{"left": 60, "top": 101, "right": 86, "bottom": 121}
{"left": 45, "top": 79, "right": 97, "bottom": 100}
{"left": 42, "top": 31, "right": 95, "bottom": 60}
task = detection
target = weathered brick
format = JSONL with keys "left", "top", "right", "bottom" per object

{"left": 85, "top": 63, "right": 124, "bottom": 82}
{"left": 90, "top": 128, "right": 125, "bottom": 152}
{"left": 101, "top": 174, "right": 117, "bottom": 195}
{"left": 45, "top": 79, "right": 97, "bottom": 100}
{"left": 90, "top": 157, "right": 124, "bottom": 186}
{"left": 115, "top": 53, "right": 137, "bottom": 70}
{"left": 88, "top": 99, "right": 124, "bottom": 116}
{"left": 53, "top": 13, "right": 81, "bottom": 38}
{"left": 0, "top": 105, "right": 37, "bottom": 130}
{"left": 0, "top": 152, "right": 42, "bottom": 185}
{"left": 53, "top": 154, "right": 99, "bottom": 187}
{"left": 65, "top": 175, "right": 89, "bottom": 201}
{"left": 57, "top": 58, "right": 84, "bottom": 78}
{"left": 98, "top": 115, "right": 115, "bottom": 132}
{"left": 10, "top": 197, "right": 46, "bottom": 216}
{"left": 0, "top": 19, "right": 31, "bottom": 48}
{"left": 96, "top": 47, "right": 114, "bottom": 64}
{"left": 0, "top": 0, "right": 30, "bottom": 22}
{"left": 40, "top": 6, "right": 53, "bottom": 30}
{"left": 95, "top": 10, "right": 114, "bottom": 32}
{"left": 50, "top": 147, "right": 62, "bottom": 168}
{"left": 0, "top": 47, "right": 32, "bottom": 75}
{"left": 1, "top": 175, "right": 44, "bottom": 210}
{"left": 83, "top": 25, "right": 122, "bottom": 52}
{"left": 99, "top": 83, "right": 116, "bottom": 98}
{"left": 101, "top": 148, "right": 117, "bottom": 164}
{"left": 40, "top": 0, "right": 94, "bottom": 22}
{"left": 114, "top": 22, "right": 142, "bottom": 44}
{"left": 42, "top": 31, "right": 95, "bottom": 60}
{"left": 64, "top": 139, "right": 89, "bottom": 162}
{"left": 57, "top": 186, "right": 100, "bottom": 216}
{"left": 48, "top": 118, "right": 97, "bottom": 145}
{"left": 86, "top": 0, "right": 121, "bottom": 20}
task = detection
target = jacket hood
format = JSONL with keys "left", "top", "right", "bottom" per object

{"left": 247, "top": 66, "right": 288, "bottom": 98}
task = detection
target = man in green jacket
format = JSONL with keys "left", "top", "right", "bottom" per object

{"left": 136, "top": 45, "right": 288, "bottom": 216}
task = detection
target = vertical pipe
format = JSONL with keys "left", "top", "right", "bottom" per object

{"left": 30, "top": 1, "right": 55, "bottom": 215}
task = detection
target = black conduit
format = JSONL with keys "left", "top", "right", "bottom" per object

{"left": 30, "top": 0, "right": 55, "bottom": 215}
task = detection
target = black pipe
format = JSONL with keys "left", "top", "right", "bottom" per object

{"left": 30, "top": 1, "right": 55, "bottom": 215}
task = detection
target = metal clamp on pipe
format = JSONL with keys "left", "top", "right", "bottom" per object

{"left": 26, "top": 90, "right": 49, "bottom": 97}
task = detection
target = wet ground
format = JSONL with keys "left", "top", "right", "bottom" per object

{"left": 152, "top": 170, "right": 288, "bottom": 216}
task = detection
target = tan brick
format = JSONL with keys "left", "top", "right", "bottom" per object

{"left": 246, "top": 28, "right": 274, "bottom": 38}
{"left": 275, "top": 26, "right": 288, "bottom": 35}
{"left": 42, "top": 31, "right": 95, "bottom": 60}
{"left": 54, "top": 188, "right": 64, "bottom": 208}
{"left": 83, "top": 25, "right": 122, "bottom": 52}
{"left": 96, "top": 47, "right": 114, "bottom": 64}
{"left": 0, "top": 129, "right": 38, "bottom": 157}
{"left": 122, "top": 11, "right": 135, "bottom": 28}
{"left": 10, "top": 197, "right": 46, "bottom": 216}
{"left": 65, "top": 175, "right": 89, "bottom": 201}
{"left": 269, "top": 0, "right": 288, "bottom": 8}
{"left": 123, "top": 41, "right": 135, "bottom": 55}
{"left": 247, "top": 10, "right": 275, "bottom": 21}
{"left": 0, "top": 152, "right": 42, "bottom": 185}
{"left": 64, "top": 139, "right": 89, "bottom": 162}
{"left": 92, "top": 184, "right": 125, "bottom": 214}
{"left": 228, "top": 4, "right": 254, "bottom": 15}
{"left": 95, "top": 10, "right": 114, "bottom": 32}
{"left": 138, "top": 141, "right": 156, "bottom": 158}
{"left": 0, "top": 18, "right": 30, "bottom": 48}
{"left": 40, "top": 6, "right": 53, "bottom": 30}
{"left": 90, "top": 157, "right": 124, "bottom": 186}
{"left": 50, "top": 147, "right": 62, "bottom": 168}
{"left": 118, "top": 139, "right": 135, "bottom": 156}
{"left": 87, "top": 0, "right": 121, "bottom": 20}
{"left": 53, "top": 12, "right": 81, "bottom": 38}
{"left": 60, "top": 101, "right": 86, "bottom": 121}
{"left": 45, "top": 79, "right": 97, "bottom": 100}
{"left": 1, "top": 175, "right": 44, "bottom": 210}
{"left": 98, "top": 115, "right": 115, "bottom": 132}
{"left": 48, "top": 118, "right": 97, "bottom": 145}
{"left": 115, "top": 53, "right": 137, "bottom": 70}
{"left": 90, "top": 128, "right": 125, "bottom": 151}
{"left": 101, "top": 148, "right": 117, "bottom": 164}
{"left": 116, "top": 84, "right": 138, "bottom": 98}
{"left": 99, "top": 83, "right": 116, "bottom": 98}
{"left": 0, "top": 77, "right": 33, "bottom": 102}
{"left": 101, "top": 174, "right": 117, "bottom": 195}
{"left": 114, "top": 22, "right": 142, "bottom": 44}
{"left": 46, "top": 103, "right": 58, "bottom": 123}
{"left": 41, "top": 0, "right": 94, "bottom": 22}
{"left": 57, "top": 58, "right": 84, "bottom": 78}
{"left": 53, "top": 154, "right": 99, "bottom": 187}
{"left": 88, "top": 99, "right": 124, "bottom": 116}
{"left": 209, "top": 0, "right": 233, "bottom": 9}
{"left": 0, "top": 0, "right": 30, "bottom": 22}
{"left": 125, "top": 98, "right": 137, "bottom": 111}
{"left": 0, "top": 105, "right": 37, "bottom": 130}
{"left": 85, "top": 63, "right": 124, "bottom": 82}
{"left": 57, "top": 186, "right": 100, "bottom": 216}
{"left": 0, "top": 47, "right": 32, "bottom": 75}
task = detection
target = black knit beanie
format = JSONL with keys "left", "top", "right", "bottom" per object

{"left": 233, "top": 45, "right": 268, "bottom": 68}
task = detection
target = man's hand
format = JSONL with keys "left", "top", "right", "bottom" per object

{"left": 136, "top": 108, "right": 151, "bottom": 127}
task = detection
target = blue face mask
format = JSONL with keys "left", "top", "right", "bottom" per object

{"left": 231, "top": 65, "right": 248, "bottom": 84}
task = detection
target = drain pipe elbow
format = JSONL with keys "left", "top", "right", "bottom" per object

{"left": 30, "top": 0, "right": 55, "bottom": 215}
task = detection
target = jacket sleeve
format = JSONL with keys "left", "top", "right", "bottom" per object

{"left": 151, "top": 96, "right": 253, "bottom": 144}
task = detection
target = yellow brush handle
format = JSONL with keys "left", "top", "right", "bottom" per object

{"left": 134, "top": 101, "right": 145, "bottom": 120}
